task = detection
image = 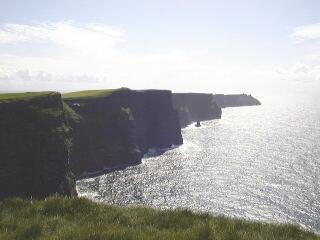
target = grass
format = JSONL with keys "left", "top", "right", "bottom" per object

{"left": 28, "top": 105, "right": 63, "bottom": 118}
{"left": 0, "top": 196, "right": 318, "bottom": 240}
{"left": 62, "top": 88, "right": 130, "bottom": 100}
{"left": 0, "top": 91, "right": 57, "bottom": 103}
{"left": 0, "top": 91, "right": 65, "bottom": 118}
{"left": 62, "top": 101, "right": 82, "bottom": 123}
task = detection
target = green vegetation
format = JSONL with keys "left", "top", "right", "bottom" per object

{"left": 29, "top": 105, "right": 63, "bottom": 118}
{"left": 62, "top": 88, "right": 130, "bottom": 100}
{"left": 0, "top": 197, "right": 318, "bottom": 240}
{"left": 0, "top": 91, "right": 56, "bottom": 103}
{"left": 62, "top": 101, "right": 82, "bottom": 123}
{"left": 0, "top": 91, "right": 65, "bottom": 118}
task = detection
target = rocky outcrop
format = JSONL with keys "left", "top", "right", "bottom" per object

{"left": 63, "top": 88, "right": 183, "bottom": 177}
{"left": 172, "top": 93, "right": 222, "bottom": 128}
{"left": 0, "top": 92, "right": 77, "bottom": 199}
{"left": 212, "top": 94, "right": 261, "bottom": 108}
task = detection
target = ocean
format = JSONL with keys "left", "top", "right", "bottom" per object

{"left": 77, "top": 93, "right": 320, "bottom": 233}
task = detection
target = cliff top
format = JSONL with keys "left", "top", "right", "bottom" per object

{"left": 0, "top": 91, "right": 59, "bottom": 104}
{"left": 213, "top": 93, "right": 253, "bottom": 97}
{"left": 63, "top": 88, "right": 172, "bottom": 100}
{"left": 0, "top": 91, "right": 68, "bottom": 119}
{"left": 173, "top": 92, "right": 213, "bottom": 95}
{"left": 63, "top": 88, "right": 130, "bottom": 100}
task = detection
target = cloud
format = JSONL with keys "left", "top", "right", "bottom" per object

{"left": 275, "top": 63, "right": 320, "bottom": 83}
{"left": 0, "top": 22, "right": 126, "bottom": 48}
{"left": 0, "top": 21, "right": 319, "bottom": 93}
{"left": 0, "top": 22, "right": 128, "bottom": 85}
{"left": 291, "top": 23, "right": 320, "bottom": 42}
{"left": 0, "top": 21, "right": 219, "bottom": 92}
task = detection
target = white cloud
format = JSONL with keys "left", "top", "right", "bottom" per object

{"left": 291, "top": 23, "right": 320, "bottom": 42}
{"left": 0, "top": 22, "right": 126, "bottom": 48}
{"left": 0, "top": 21, "right": 319, "bottom": 94}
{"left": 0, "top": 21, "right": 221, "bottom": 92}
{"left": 0, "top": 22, "right": 128, "bottom": 86}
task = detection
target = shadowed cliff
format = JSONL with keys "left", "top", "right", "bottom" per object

{"left": 0, "top": 90, "right": 261, "bottom": 195}
{"left": 172, "top": 93, "right": 222, "bottom": 128}
{"left": 63, "top": 88, "right": 183, "bottom": 177}
{"left": 212, "top": 94, "right": 261, "bottom": 108}
{"left": 0, "top": 92, "right": 77, "bottom": 199}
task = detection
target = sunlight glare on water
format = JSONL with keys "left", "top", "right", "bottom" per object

{"left": 77, "top": 93, "right": 320, "bottom": 232}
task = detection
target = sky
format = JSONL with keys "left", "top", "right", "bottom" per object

{"left": 0, "top": 0, "right": 319, "bottom": 94}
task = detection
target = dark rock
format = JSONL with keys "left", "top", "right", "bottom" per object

{"left": 172, "top": 93, "right": 222, "bottom": 128}
{"left": 64, "top": 97, "right": 142, "bottom": 177}
{"left": 124, "top": 90, "right": 183, "bottom": 152}
{"left": 212, "top": 94, "right": 261, "bottom": 108}
{"left": 0, "top": 92, "right": 77, "bottom": 199}
{"left": 63, "top": 89, "right": 183, "bottom": 177}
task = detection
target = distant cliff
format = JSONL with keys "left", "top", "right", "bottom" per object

{"left": 212, "top": 94, "right": 261, "bottom": 108}
{"left": 63, "top": 88, "right": 183, "bottom": 177}
{"left": 0, "top": 92, "right": 77, "bottom": 199}
{"left": 172, "top": 93, "right": 222, "bottom": 128}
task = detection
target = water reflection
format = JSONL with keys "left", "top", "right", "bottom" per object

{"left": 77, "top": 94, "right": 320, "bottom": 233}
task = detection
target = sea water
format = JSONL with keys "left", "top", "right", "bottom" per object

{"left": 77, "top": 93, "right": 320, "bottom": 232}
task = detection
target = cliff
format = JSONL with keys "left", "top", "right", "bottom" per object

{"left": 124, "top": 90, "right": 183, "bottom": 152}
{"left": 172, "top": 93, "right": 222, "bottom": 128}
{"left": 212, "top": 94, "right": 261, "bottom": 108}
{"left": 0, "top": 92, "right": 77, "bottom": 199}
{"left": 0, "top": 89, "right": 261, "bottom": 197}
{"left": 63, "top": 88, "right": 182, "bottom": 177}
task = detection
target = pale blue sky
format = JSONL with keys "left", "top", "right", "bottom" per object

{"left": 0, "top": 0, "right": 319, "bottom": 94}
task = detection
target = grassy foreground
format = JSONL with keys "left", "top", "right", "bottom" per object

{"left": 0, "top": 197, "right": 318, "bottom": 240}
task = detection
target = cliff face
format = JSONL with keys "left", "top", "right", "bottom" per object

{"left": 63, "top": 96, "right": 142, "bottom": 177}
{"left": 212, "top": 94, "right": 261, "bottom": 108}
{"left": 0, "top": 92, "right": 77, "bottom": 199}
{"left": 122, "top": 90, "right": 183, "bottom": 152}
{"left": 63, "top": 89, "right": 182, "bottom": 177}
{"left": 172, "top": 93, "right": 222, "bottom": 128}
